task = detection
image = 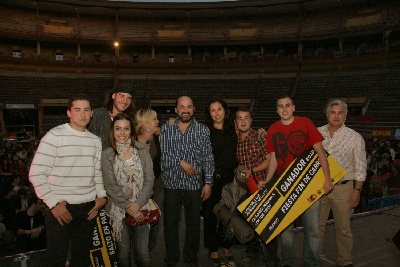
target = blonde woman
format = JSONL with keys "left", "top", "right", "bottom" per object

{"left": 102, "top": 112, "right": 155, "bottom": 267}
{"left": 134, "top": 108, "right": 162, "bottom": 251}
{"left": 134, "top": 108, "right": 159, "bottom": 150}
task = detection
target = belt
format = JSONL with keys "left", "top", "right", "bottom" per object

{"left": 337, "top": 179, "right": 352, "bottom": 185}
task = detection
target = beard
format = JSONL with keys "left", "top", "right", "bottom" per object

{"left": 178, "top": 113, "right": 193, "bottom": 123}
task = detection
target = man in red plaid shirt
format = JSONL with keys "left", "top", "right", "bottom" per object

{"left": 235, "top": 106, "right": 279, "bottom": 267}
{"left": 235, "top": 107, "right": 269, "bottom": 183}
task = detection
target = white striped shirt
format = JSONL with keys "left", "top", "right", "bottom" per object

{"left": 29, "top": 123, "right": 107, "bottom": 209}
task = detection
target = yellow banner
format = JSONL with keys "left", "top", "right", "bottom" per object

{"left": 237, "top": 148, "right": 346, "bottom": 244}
{"left": 90, "top": 209, "right": 118, "bottom": 267}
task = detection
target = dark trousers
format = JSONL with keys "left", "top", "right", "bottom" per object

{"left": 163, "top": 188, "right": 202, "bottom": 265}
{"left": 203, "top": 175, "right": 233, "bottom": 252}
{"left": 44, "top": 201, "right": 95, "bottom": 267}
{"left": 261, "top": 237, "right": 280, "bottom": 267}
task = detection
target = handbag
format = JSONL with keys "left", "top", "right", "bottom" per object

{"left": 125, "top": 199, "right": 161, "bottom": 227}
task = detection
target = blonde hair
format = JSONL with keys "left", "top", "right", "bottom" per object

{"left": 134, "top": 108, "right": 157, "bottom": 135}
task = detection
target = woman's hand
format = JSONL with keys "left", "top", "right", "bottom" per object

{"left": 125, "top": 202, "right": 140, "bottom": 216}
{"left": 132, "top": 211, "right": 144, "bottom": 223}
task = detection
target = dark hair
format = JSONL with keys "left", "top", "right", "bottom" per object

{"left": 67, "top": 95, "right": 92, "bottom": 110}
{"left": 109, "top": 112, "right": 136, "bottom": 154}
{"left": 235, "top": 106, "right": 253, "bottom": 119}
{"left": 104, "top": 83, "right": 135, "bottom": 114}
{"left": 276, "top": 94, "right": 295, "bottom": 106}
{"left": 205, "top": 99, "right": 235, "bottom": 135}
{"left": 27, "top": 192, "right": 39, "bottom": 208}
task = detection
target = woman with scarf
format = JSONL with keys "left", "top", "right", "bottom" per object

{"left": 102, "top": 112, "right": 155, "bottom": 267}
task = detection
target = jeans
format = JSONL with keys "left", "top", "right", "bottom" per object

{"left": 118, "top": 223, "right": 150, "bottom": 267}
{"left": 148, "top": 178, "right": 164, "bottom": 251}
{"left": 261, "top": 237, "right": 280, "bottom": 267}
{"left": 281, "top": 201, "right": 320, "bottom": 267}
{"left": 44, "top": 201, "right": 96, "bottom": 267}
{"left": 163, "top": 188, "right": 202, "bottom": 265}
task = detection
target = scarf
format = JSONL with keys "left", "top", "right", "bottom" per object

{"left": 108, "top": 139, "right": 144, "bottom": 242}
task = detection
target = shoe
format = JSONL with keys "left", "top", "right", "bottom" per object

{"left": 185, "top": 261, "right": 201, "bottom": 267}
{"left": 224, "top": 256, "right": 236, "bottom": 267}
{"left": 240, "top": 256, "right": 252, "bottom": 267}
{"left": 209, "top": 257, "right": 221, "bottom": 267}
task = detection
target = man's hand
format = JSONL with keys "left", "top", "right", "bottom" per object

{"left": 168, "top": 117, "right": 176, "bottom": 125}
{"left": 348, "top": 190, "right": 361, "bottom": 208}
{"left": 180, "top": 160, "right": 197, "bottom": 176}
{"left": 201, "top": 184, "right": 212, "bottom": 201}
{"left": 51, "top": 201, "right": 72, "bottom": 226}
{"left": 323, "top": 179, "right": 334, "bottom": 195}
{"left": 30, "top": 226, "right": 43, "bottom": 239}
{"left": 257, "top": 128, "right": 268, "bottom": 138}
{"left": 87, "top": 197, "right": 107, "bottom": 220}
{"left": 257, "top": 180, "right": 268, "bottom": 190}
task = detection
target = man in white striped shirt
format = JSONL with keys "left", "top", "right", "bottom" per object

{"left": 318, "top": 99, "right": 367, "bottom": 267}
{"left": 29, "top": 96, "right": 107, "bottom": 267}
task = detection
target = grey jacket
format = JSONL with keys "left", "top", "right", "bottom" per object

{"left": 102, "top": 141, "right": 155, "bottom": 213}
{"left": 88, "top": 107, "right": 112, "bottom": 149}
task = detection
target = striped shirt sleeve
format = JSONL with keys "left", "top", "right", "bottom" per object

{"left": 29, "top": 131, "right": 59, "bottom": 209}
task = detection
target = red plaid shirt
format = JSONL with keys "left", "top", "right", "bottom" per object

{"left": 236, "top": 128, "right": 268, "bottom": 181}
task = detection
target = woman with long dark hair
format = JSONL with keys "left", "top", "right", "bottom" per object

{"left": 102, "top": 113, "right": 155, "bottom": 267}
{"left": 203, "top": 99, "right": 238, "bottom": 267}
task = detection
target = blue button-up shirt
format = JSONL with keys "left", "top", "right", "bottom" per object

{"left": 160, "top": 118, "right": 214, "bottom": 190}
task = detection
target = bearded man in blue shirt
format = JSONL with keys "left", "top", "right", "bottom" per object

{"left": 160, "top": 95, "right": 215, "bottom": 267}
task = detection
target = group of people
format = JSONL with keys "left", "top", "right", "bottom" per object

{"left": 26, "top": 81, "right": 368, "bottom": 267}
{"left": 0, "top": 139, "right": 42, "bottom": 255}
{"left": 365, "top": 139, "right": 399, "bottom": 200}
